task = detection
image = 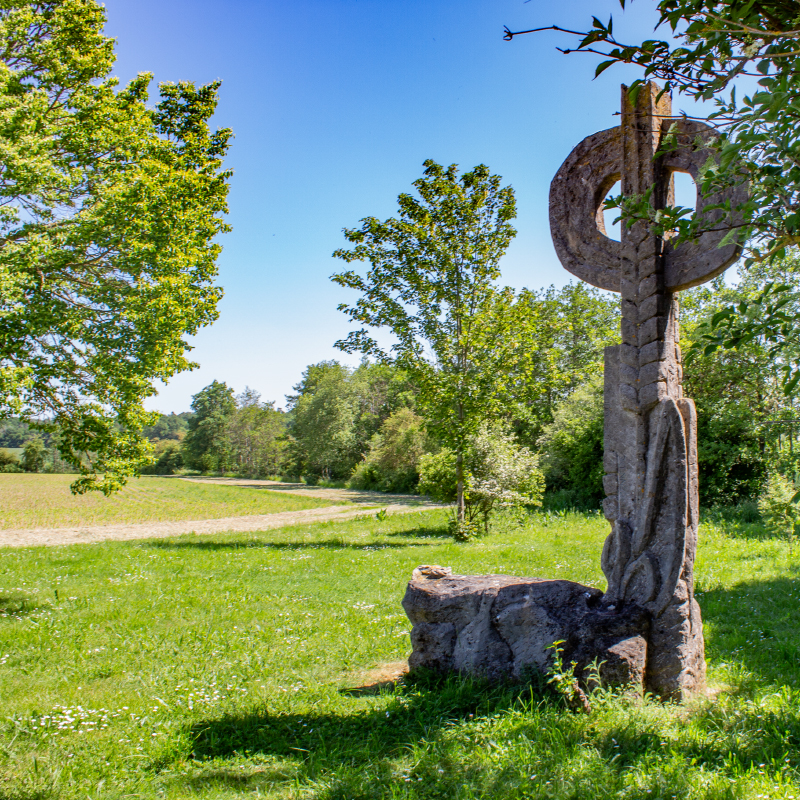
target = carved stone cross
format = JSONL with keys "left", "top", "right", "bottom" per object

{"left": 549, "top": 82, "right": 744, "bottom": 697}
{"left": 400, "top": 82, "right": 745, "bottom": 701}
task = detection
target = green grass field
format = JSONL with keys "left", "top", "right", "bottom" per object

{"left": 1, "top": 508, "right": 799, "bottom": 799}
{"left": 0, "top": 475, "right": 337, "bottom": 529}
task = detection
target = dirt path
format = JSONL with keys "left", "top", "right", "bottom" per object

{"left": 179, "top": 476, "right": 432, "bottom": 506}
{"left": 0, "top": 479, "right": 445, "bottom": 549}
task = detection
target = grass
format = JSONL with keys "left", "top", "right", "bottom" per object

{"left": 1, "top": 508, "right": 800, "bottom": 798}
{"left": 0, "top": 474, "right": 338, "bottom": 530}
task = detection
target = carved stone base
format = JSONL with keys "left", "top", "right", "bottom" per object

{"left": 402, "top": 568, "right": 705, "bottom": 700}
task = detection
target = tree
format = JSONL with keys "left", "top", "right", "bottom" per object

{"left": 507, "top": 283, "right": 618, "bottom": 447}
{"left": 22, "top": 437, "right": 46, "bottom": 473}
{"left": 225, "top": 389, "right": 286, "bottom": 478}
{"left": 143, "top": 413, "right": 192, "bottom": 442}
{"left": 0, "top": 0, "right": 231, "bottom": 493}
{"left": 681, "top": 262, "right": 800, "bottom": 504}
{"left": 349, "top": 407, "right": 432, "bottom": 493}
{"left": 332, "top": 160, "right": 520, "bottom": 529}
{"left": 286, "top": 362, "right": 359, "bottom": 482}
{"left": 182, "top": 381, "right": 237, "bottom": 473}
{"left": 537, "top": 375, "right": 606, "bottom": 507}
{"left": 505, "top": 0, "right": 800, "bottom": 393}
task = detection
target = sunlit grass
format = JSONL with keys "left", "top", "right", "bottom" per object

{"left": 0, "top": 474, "right": 337, "bottom": 529}
{"left": 1, "top": 508, "right": 799, "bottom": 799}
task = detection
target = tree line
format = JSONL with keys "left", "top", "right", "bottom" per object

{"left": 97, "top": 252, "right": 800, "bottom": 525}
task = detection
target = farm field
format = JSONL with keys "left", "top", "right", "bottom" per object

{"left": 1, "top": 508, "right": 800, "bottom": 799}
{"left": 0, "top": 475, "right": 337, "bottom": 530}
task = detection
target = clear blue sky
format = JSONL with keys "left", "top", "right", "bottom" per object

{"left": 102, "top": 0, "right": 703, "bottom": 413}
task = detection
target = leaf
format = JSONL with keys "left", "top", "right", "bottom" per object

{"left": 595, "top": 60, "right": 617, "bottom": 78}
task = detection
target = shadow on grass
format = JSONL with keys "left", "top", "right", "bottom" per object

{"left": 152, "top": 573, "right": 800, "bottom": 797}
{"left": 182, "top": 674, "right": 538, "bottom": 768}
{"left": 0, "top": 595, "right": 45, "bottom": 618}
{"left": 700, "top": 575, "right": 800, "bottom": 687}
{"left": 387, "top": 525, "right": 451, "bottom": 540}
{"left": 147, "top": 538, "right": 438, "bottom": 552}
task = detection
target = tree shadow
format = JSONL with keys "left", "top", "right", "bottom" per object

{"left": 699, "top": 574, "right": 800, "bottom": 687}
{"left": 386, "top": 524, "right": 450, "bottom": 540}
{"left": 181, "top": 674, "right": 533, "bottom": 770}
{"left": 0, "top": 595, "right": 45, "bottom": 618}
{"left": 146, "top": 538, "right": 436, "bottom": 552}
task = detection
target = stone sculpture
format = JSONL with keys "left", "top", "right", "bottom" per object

{"left": 402, "top": 83, "right": 745, "bottom": 700}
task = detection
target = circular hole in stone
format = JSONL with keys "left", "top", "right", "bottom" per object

{"left": 599, "top": 180, "right": 622, "bottom": 241}
{"left": 671, "top": 169, "right": 697, "bottom": 215}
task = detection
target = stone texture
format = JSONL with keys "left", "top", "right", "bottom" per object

{"left": 403, "top": 571, "right": 649, "bottom": 690}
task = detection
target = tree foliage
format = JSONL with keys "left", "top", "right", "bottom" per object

{"left": 537, "top": 374, "right": 605, "bottom": 507}
{"left": 349, "top": 407, "right": 431, "bottom": 493}
{"left": 285, "top": 360, "right": 415, "bottom": 482}
{"left": 507, "top": 283, "right": 618, "bottom": 446}
{"left": 0, "top": 0, "right": 231, "bottom": 493}
{"left": 332, "top": 159, "right": 521, "bottom": 521}
{"left": 182, "top": 381, "right": 237, "bottom": 473}
{"left": 418, "top": 422, "right": 544, "bottom": 540}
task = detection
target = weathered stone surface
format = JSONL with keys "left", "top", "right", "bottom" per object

{"left": 403, "top": 571, "right": 648, "bottom": 689}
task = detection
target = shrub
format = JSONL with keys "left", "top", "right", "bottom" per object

{"left": 140, "top": 441, "right": 185, "bottom": 475}
{"left": 537, "top": 375, "right": 604, "bottom": 508}
{"left": 22, "top": 438, "right": 46, "bottom": 473}
{"left": 0, "top": 449, "right": 22, "bottom": 473}
{"left": 348, "top": 409, "right": 431, "bottom": 493}
{"left": 419, "top": 422, "right": 544, "bottom": 540}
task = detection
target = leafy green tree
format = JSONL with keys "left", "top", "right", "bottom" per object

{"left": 332, "top": 160, "right": 520, "bottom": 527}
{"left": 182, "top": 381, "right": 237, "bottom": 473}
{"left": 537, "top": 375, "right": 605, "bottom": 507}
{"left": 140, "top": 441, "right": 184, "bottom": 476}
{"left": 681, "top": 265, "right": 800, "bottom": 504}
{"left": 285, "top": 360, "right": 417, "bottom": 483}
{"left": 507, "top": 0, "right": 800, "bottom": 393}
{"left": 143, "top": 413, "right": 192, "bottom": 442}
{"left": 0, "top": 0, "right": 231, "bottom": 493}
{"left": 22, "top": 438, "right": 46, "bottom": 473}
{"left": 225, "top": 389, "right": 286, "bottom": 478}
{"left": 286, "top": 362, "right": 358, "bottom": 482}
{"left": 508, "top": 283, "right": 618, "bottom": 447}
{"left": 0, "top": 449, "right": 21, "bottom": 473}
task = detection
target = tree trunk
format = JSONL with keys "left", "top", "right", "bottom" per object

{"left": 456, "top": 443, "right": 465, "bottom": 524}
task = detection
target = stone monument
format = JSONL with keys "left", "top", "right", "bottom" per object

{"left": 402, "top": 83, "right": 744, "bottom": 700}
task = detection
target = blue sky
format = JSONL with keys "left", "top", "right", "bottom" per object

{"left": 102, "top": 0, "right": 704, "bottom": 413}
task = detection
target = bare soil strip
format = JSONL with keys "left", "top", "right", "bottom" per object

{"left": 179, "top": 477, "right": 431, "bottom": 506}
{"left": 0, "top": 479, "right": 445, "bottom": 548}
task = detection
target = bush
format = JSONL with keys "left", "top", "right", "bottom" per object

{"left": 419, "top": 422, "right": 545, "bottom": 540}
{"left": 0, "top": 448, "right": 22, "bottom": 473}
{"left": 348, "top": 409, "right": 431, "bottom": 493}
{"left": 417, "top": 450, "right": 457, "bottom": 503}
{"left": 537, "top": 375, "right": 604, "bottom": 508}
{"left": 22, "top": 438, "right": 46, "bottom": 473}
{"left": 140, "top": 441, "right": 185, "bottom": 475}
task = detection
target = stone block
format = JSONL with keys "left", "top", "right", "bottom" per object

{"left": 403, "top": 570, "right": 653, "bottom": 692}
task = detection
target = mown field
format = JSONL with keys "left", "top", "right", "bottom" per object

{"left": 0, "top": 475, "right": 337, "bottom": 529}
{"left": 1, "top": 507, "right": 799, "bottom": 799}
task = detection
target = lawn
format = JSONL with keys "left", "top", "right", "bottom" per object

{"left": 1, "top": 508, "right": 799, "bottom": 799}
{"left": 0, "top": 475, "right": 338, "bottom": 530}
